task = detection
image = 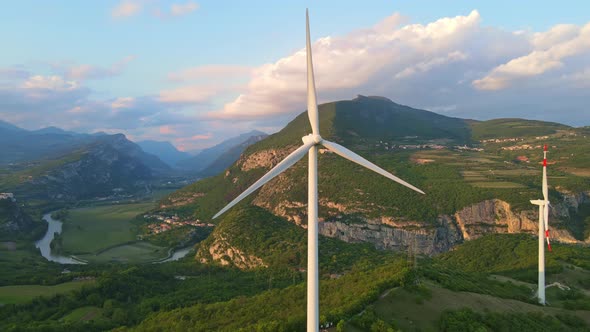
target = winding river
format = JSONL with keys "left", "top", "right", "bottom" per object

{"left": 35, "top": 212, "right": 193, "bottom": 264}
{"left": 35, "top": 213, "right": 86, "bottom": 264}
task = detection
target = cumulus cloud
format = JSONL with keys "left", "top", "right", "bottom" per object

{"left": 210, "top": 10, "right": 484, "bottom": 119}
{"left": 111, "top": 1, "right": 142, "bottom": 18}
{"left": 202, "top": 10, "right": 588, "bottom": 127}
{"left": 22, "top": 75, "right": 79, "bottom": 91}
{"left": 473, "top": 22, "right": 590, "bottom": 90}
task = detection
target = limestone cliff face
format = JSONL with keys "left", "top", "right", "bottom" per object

{"left": 196, "top": 233, "right": 267, "bottom": 269}
{"left": 453, "top": 198, "right": 582, "bottom": 243}
{"left": 318, "top": 192, "right": 589, "bottom": 255}
{"left": 320, "top": 215, "right": 462, "bottom": 255}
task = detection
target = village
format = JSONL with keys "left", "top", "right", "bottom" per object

{"left": 142, "top": 213, "right": 214, "bottom": 235}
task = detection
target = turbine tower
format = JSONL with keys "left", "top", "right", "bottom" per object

{"left": 530, "top": 144, "right": 552, "bottom": 305}
{"left": 213, "top": 10, "right": 425, "bottom": 331}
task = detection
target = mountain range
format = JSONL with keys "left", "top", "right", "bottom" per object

{"left": 176, "top": 130, "right": 268, "bottom": 173}
{"left": 0, "top": 121, "right": 272, "bottom": 203}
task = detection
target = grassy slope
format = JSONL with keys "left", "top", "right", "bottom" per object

{"left": 470, "top": 118, "right": 571, "bottom": 140}
{"left": 0, "top": 280, "right": 95, "bottom": 305}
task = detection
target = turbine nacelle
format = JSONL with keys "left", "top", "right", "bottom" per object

{"left": 302, "top": 134, "right": 323, "bottom": 145}
{"left": 530, "top": 199, "right": 549, "bottom": 206}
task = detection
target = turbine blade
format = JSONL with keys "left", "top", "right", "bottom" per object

{"left": 306, "top": 9, "right": 320, "bottom": 136}
{"left": 322, "top": 140, "right": 425, "bottom": 195}
{"left": 544, "top": 201, "right": 550, "bottom": 251}
{"left": 213, "top": 142, "right": 314, "bottom": 219}
{"left": 542, "top": 145, "right": 548, "bottom": 201}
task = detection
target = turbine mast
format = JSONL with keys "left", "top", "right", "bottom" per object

{"left": 531, "top": 144, "right": 551, "bottom": 305}
{"left": 306, "top": 9, "right": 320, "bottom": 331}
{"left": 307, "top": 144, "right": 319, "bottom": 332}
{"left": 538, "top": 203, "right": 546, "bottom": 305}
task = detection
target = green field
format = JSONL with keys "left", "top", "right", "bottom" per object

{"left": 361, "top": 281, "right": 590, "bottom": 331}
{"left": 62, "top": 306, "right": 104, "bottom": 323}
{"left": 61, "top": 202, "right": 155, "bottom": 255}
{"left": 0, "top": 280, "right": 94, "bottom": 305}
{"left": 78, "top": 241, "right": 168, "bottom": 263}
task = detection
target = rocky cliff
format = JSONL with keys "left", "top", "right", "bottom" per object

{"left": 318, "top": 192, "right": 590, "bottom": 255}
{"left": 196, "top": 233, "right": 267, "bottom": 269}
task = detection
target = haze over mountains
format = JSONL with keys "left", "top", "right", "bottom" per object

{"left": 0, "top": 120, "right": 269, "bottom": 201}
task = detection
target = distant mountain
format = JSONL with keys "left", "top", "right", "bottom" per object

{"left": 0, "top": 120, "right": 26, "bottom": 133}
{"left": 137, "top": 140, "right": 190, "bottom": 167}
{"left": 31, "top": 126, "right": 80, "bottom": 136}
{"left": 0, "top": 120, "right": 169, "bottom": 171}
{"left": 198, "top": 133, "right": 268, "bottom": 177}
{"left": 0, "top": 133, "right": 171, "bottom": 201}
{"left": 0, "top": 121, "right": 171, "bottom": 201}
{"left": 176, "top": 130, "right": 268, "bottom": 173}
{"left": 0, "top": 121, "right": 96, "bottom": 164}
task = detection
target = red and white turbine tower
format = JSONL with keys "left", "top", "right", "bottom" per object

{"left": 530, "top": 144, "right": 552, "bottom": 305}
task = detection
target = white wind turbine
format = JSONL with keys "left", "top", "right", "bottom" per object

{"left": 530, "top": 144, "right": 552, "bottom": 305}
{"left": 213, "top": 10, "right": 425, "bottom": 331}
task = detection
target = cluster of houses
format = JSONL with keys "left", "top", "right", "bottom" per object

{"left": 373, "top": 141, "right": 447, "bottom": 150}
{"left": 0, "top": 193, "right": 15, "bottom": 202}
{"left": 501, "top": 144, "right": 546, "bottom": 151}
{"left": 454, "top": 145, "right": 484, "bottom": 152}
{"left": 481, "top": 137, "right": 523, "bottom": 143}
{"left": 143, "top": 213, "right": 214, "bottom": 235}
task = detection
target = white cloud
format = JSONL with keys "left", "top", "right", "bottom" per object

{"left": 170, "top": 1, "right": 199, "bottom": 16}
{"left": 473, "top": 22, "right": 590, "bottom": 90}
{"left": 111, "top": 97, "right": 135, "bottom": 109}
{"left": 210, "top": 10, "right": 483, "bottom": 119}
{"left": 395, "top": 51, "right": 468, "bottom": 79}
{"left": 111, "top": 1, "right": 142, "bottom": 18}
{"left": 22, "top": 75, "right": 78, "bottom": 91}
{"left": 153, "top": 1, "right": 199, "bottom": 19}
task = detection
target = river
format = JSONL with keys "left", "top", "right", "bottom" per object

{"left": 36, "top": 212, "right": 193, "bottom": 264}
{"left": 35, "top": 213, "right": 86, "bottom": 264}
{"left": 156, "top": 246, "right": 194, "bottom": 264}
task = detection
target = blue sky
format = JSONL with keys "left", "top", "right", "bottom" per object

{"left": 1, "top": 1, "right": 589, "bottom": 150}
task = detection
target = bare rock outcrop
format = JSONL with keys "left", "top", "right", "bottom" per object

{"left": 196, "top": 234, "right": 267, "bottom": 269}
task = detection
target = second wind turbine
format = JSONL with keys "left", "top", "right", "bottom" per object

{"left": 213, "top": 10, "right": 425, "bottom": 332}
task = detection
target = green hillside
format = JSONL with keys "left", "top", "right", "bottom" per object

{"left": 155, "top": 97, "right": 589, "bottom": 235}
{"left": 470, "top": 118, "right": 571, "bottom": 140}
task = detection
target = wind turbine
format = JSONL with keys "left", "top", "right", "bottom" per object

{"left": 213, "top": 10, "right": 425, "bottom": 331}
{"left": 530, "top": 144, "right": 552, "bottom": 305}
